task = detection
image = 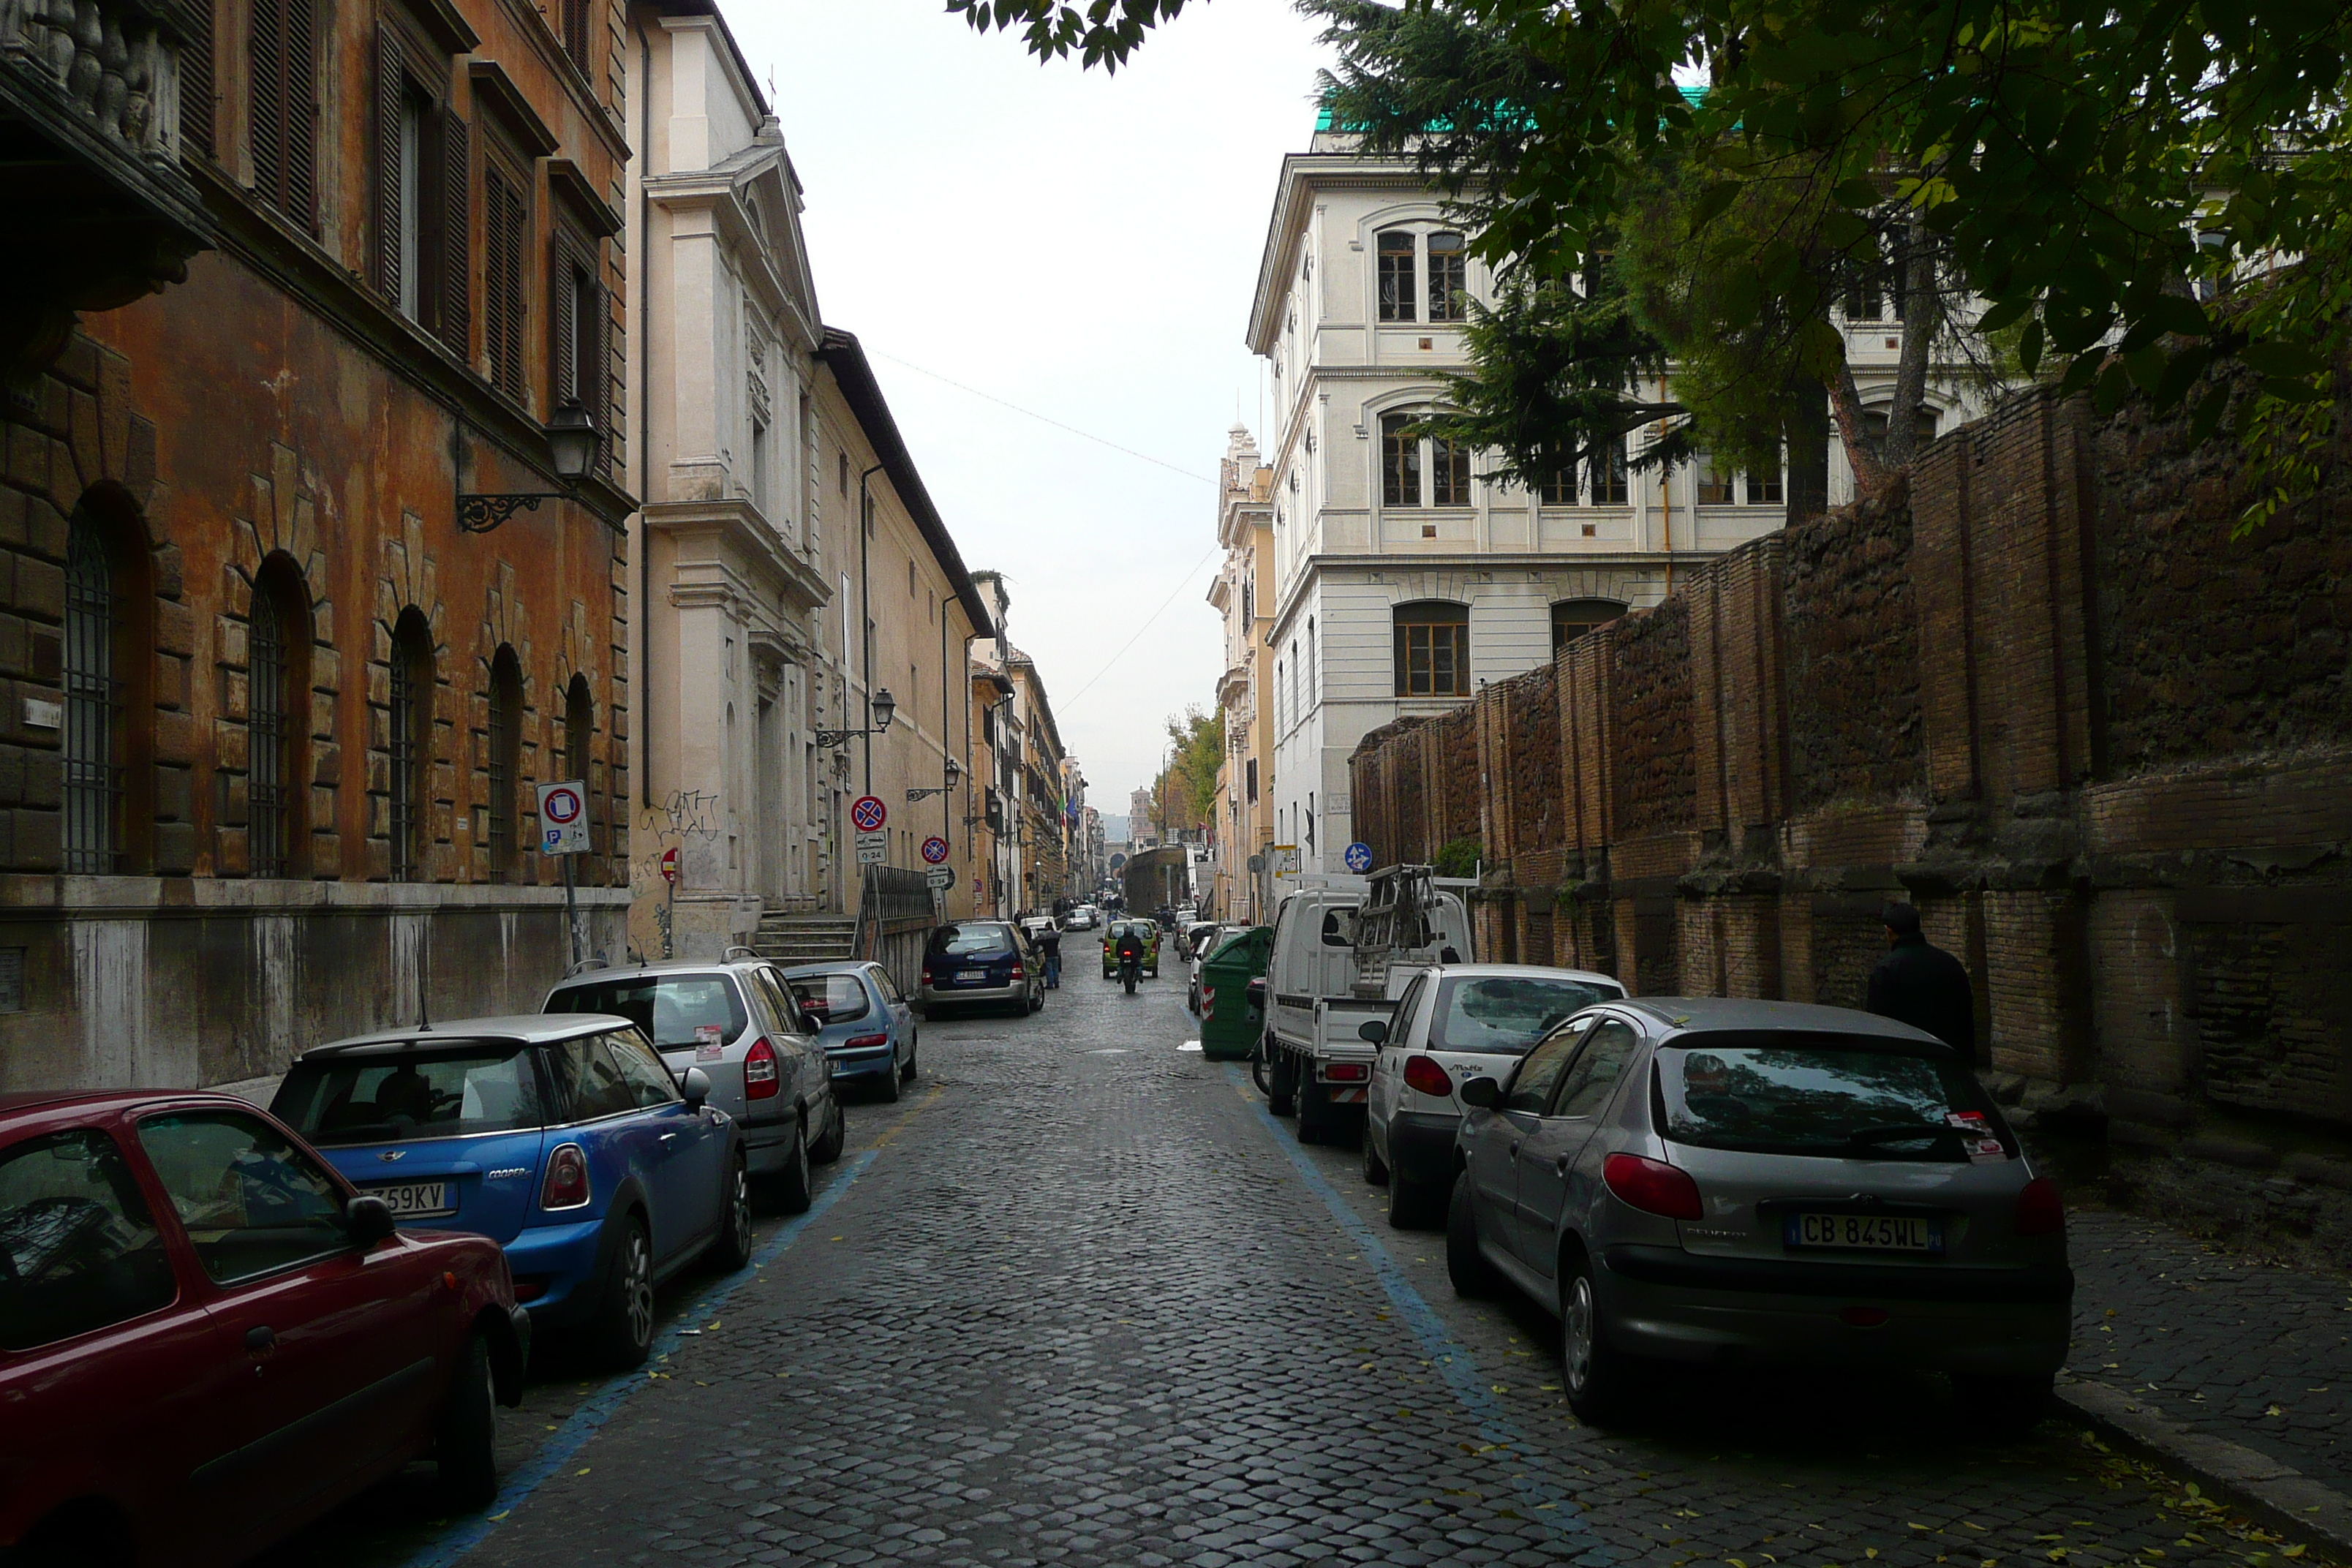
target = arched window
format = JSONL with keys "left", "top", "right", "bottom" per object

{"left": 1393, "top": 600, "right": 1469, "bottom": 698}
{"left": 1551, "top": 598, "right": 1627, "bottom": 652}
{"left": 487, "top": 646, "right": 523, "bottom": 881}
{"left": 1860, "top": 404, "right": 1940, "bottom": 462}
{"left": 246, "top": 557, "right": 312, "bottom": 878}
{"left": 1381, "top": 412, "right": 1469, "bottom": 509}
{"left": 62, "top": 513, "right": 119, "bottom": 873}
{"left": 1426, "top": 231, "right": 1468, "bottom": 322}
{"left": 389, "top": 608, "right": 433, "bottom": 882}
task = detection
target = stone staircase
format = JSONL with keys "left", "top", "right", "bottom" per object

{"left": 753, "top": 913, "right": 859, "bottom": 968}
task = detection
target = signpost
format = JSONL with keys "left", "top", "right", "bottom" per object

{"left": 921, "top": 836, "right": 949, "bottom": 865}
{"left": 1343, "top": 841, "right": 1374, "bottom": 874}
{"left": 536, "top": 780, "right": 590, "bottom": 966}
{"left": 850, "top": 794, "right": 888, "bottom": 833}
{"left": 856, "top": 831, "right": 887, "bottom": 865}
{"left": 659, "top": 846, "right": 677, "bottom": 882}
{"left": 926, "top": 867, "right": 955, "bottom": 892}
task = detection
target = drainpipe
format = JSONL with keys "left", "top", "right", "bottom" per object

{"left": 637, "top": 20, "right": 655, "bottom": 807}
{"left": 856, "top": 462, "right": 883, "bottom": 796}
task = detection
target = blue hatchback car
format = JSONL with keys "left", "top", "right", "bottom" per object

{"left": 781, "top": 962, "right": 919, "bottom": 1101}
{"left": 270, "top": 1014, "right": 752, "bottom": 1368}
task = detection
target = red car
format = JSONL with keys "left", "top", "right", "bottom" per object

{"left": 0, "top": 1090, "right": 531, "bottom": 1567}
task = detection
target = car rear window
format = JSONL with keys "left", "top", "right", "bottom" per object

{"left": 274, "top": 1045, "right": 546, "bottom": 1146}
{"left": 1428, "top": 976, "right": 1619, "bottom": 1055}
{"left": 549, "top": 975, "right": 750, "bottom": 1050}
{"left": 787, "top": 972, "right": 872, "bottom": 1024}
{"left": 929, "top": 923, "right": 1014, "bottom": 957}
{"left": 1656, "top": 1036, "right": 2001, "bottom": 1161}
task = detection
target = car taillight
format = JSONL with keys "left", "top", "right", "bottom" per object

{"left": 921, "top": 968, "right": 932, "bottom": 987}
{"left": 1322, "top": 1062, "right": 1369, "bottom": 1083}
{"left": 745, "top": 1037, "right": 780, "bottom": 1100}
{"left": 540, "top": 1144, "right": 589, "bottom": 1210}
{"left": 844, "top": 1033, "right": 889, "bottom": 1049}
{"left": 1009, "top": 964, "right": 1025, "bottom": 981}
{"left": 1602, "top": 1153, "right": 1703, "bottom": 1221}
{"left": 2014, "top": 1176, "right": 2065, "bottom": 1237}
{"left": 1403, "top": 1054, "right": 1453, "bottom": 1098}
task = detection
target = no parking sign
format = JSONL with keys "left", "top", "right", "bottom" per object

{"left": 851, "top": 794, "right": 888, "bottom": 833}
{"left": 538, "top": 780, "right": 589, "bottom": 854}
{"left": 921, "top": 835, "right": 949, "bottom": 864}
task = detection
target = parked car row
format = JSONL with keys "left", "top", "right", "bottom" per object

{"left": 0, "top": 948, "right": 921, "bottom": 1567}
{"left": 1320, "top": 968, "right": 2073, "bottom": 1433}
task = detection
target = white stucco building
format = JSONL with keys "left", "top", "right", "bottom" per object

{"left": 1246, "top": 119, "right": 2008, "bottom": 875}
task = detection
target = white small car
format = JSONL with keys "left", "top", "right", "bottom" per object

{"left": 1361, "top": 964, "right": 1625, "bottom": 1228}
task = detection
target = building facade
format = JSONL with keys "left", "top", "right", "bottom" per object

{"left": 0, "top": 0, "right": 635, "bottom": 1092}
{"left": 1246, "top": 125, "right": 2008, "bottom": 877}
{"left": 624, "top": 1, "right": 826, "bottom": 960}
{"left": 1207, "top": 423, "right": 1274, "bottom": 923}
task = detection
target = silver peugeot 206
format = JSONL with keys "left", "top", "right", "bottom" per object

{"left": 1446, "top": 997, "right": 2071, "bottom": 1431}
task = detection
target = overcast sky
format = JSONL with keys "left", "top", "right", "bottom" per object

{"left": 717, "top": 0, "right": 1329, "bottom": 815}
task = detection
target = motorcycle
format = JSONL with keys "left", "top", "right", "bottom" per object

{"left": 1118, "top": 949, "right": 1142, "bottom": 995}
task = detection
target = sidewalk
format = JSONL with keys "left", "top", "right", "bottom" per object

{"left": 2062, "top": 1207, "right": 2352, "bottom": 1548}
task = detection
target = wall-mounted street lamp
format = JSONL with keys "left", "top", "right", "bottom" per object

{"left": 908, "top": 753, "right": 962, "bottom": 802}
{"left": 813, "top": 687, "right": 894, "bottom": 749}
{"left": 458, "top": 403, "right": 602, "bottom": 533}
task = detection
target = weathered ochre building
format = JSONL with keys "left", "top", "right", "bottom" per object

{"left": 0, "top": 0, "right": 633, "bottom": 1091}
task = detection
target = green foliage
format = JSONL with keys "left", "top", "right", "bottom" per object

{"left": 1153, "top": 706, "right": 1224, "bottom": 830}
{"left": 1433, "top": 837, "right": 1483, "bottom": 879}
{"left": 960, "top": 0, "right": 2352, "bottom": 520}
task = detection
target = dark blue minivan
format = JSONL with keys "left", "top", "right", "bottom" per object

{"left": 271, "top": 1014, "right": 751, "bottom": 1368}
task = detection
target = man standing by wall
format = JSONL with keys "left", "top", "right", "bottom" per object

{"left": 1866, "top": 902, "right": 1978, "bottom": 1063}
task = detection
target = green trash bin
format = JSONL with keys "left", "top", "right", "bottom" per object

{"left": 1197, "top": 926, "right": 1271, "bottom": 1060}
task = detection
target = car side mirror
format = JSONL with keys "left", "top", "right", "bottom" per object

{"left": 345, "top": 1194, "right": 396, "bottom": 1247}
{"left": 1458, "top": 1076, "right": 1501, "bottom": 1110}
{"left": 1357, "top": 1019, "right": 1388, "bottom": 1044}
{"left": 681, "top": 1066, "right": 712, "bottom": 1110}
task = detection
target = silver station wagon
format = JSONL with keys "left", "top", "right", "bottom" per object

{"left": 1445, "top": 998, "right": 2072, "bottom": 1431}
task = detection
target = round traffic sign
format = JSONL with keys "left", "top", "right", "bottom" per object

{"left": 542, "top": 785, "right": 583, "bottom": 825}
{"left": 660, "top": 846, "right": 679, "bottom": 883}
{"left": 1343, "top": 841, "right": 1374, "bottom": 873}
{"left": 921, "top": 835, "right": 949, "bottom": 864}
{"left": 850, "top": 794, "right": 888, "bottom": 833}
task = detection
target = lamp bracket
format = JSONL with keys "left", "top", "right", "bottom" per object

{"left": 458, "top": 492, "right": 565, "bottom": 534}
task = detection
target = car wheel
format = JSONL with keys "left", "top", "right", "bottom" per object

{"left": 1561, "top": 1251, "right": 1642, "bottom": 1425}
{"left": 1362, "top": 1124, "right": 1390, "bottom": 1186}
{"left": 1952, "top": 1372, "right": 2053, "bottom": 1437}
{"left": 810, "top": 1093, "right": 847, "bottom": 1164}
{"left": 764, "top": 1115, "right": 813, "bottom": 1214}
{"left": 1267, "top": 1052, "right": 1296, "bottom": 1117}
{"left": 901, "top": 1036, "right": 919, "bottom": 1083}
{"left": 709, "top": 1155, "right": 755, "bottom": 1272}
{"left": 589, "top": 1214, "right": 656, "bottom": 1368}
{"left": 434, "top": 1330, "right": 500, "bottom": 1509}
{"left": 878, "top": 1046, "right": 904, "bottom": 1104}
{"left": 1446, "top": 1170, "right": 1501, "bottom": 1299}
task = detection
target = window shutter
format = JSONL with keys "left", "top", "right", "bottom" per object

{"left": 437, "top": 110, "right": 470, "bottom": 354}
{"left": 480, "top": 167, "right": 506, "bottom": 385}
{"left": 502, "top": 186, "right": 528, "bottom": 399}
{"left": 374, "top": 30, "right": 405, "bottom": 303}
{"left": 179, "top": 0, "right": 215, "bottom": 157}
{"left": 548, "top": 238, "right": 575, "bottom": 411}
{"left": 562, "top": 0, "right": 589, "bottom": 73}
{"left": 282, "top": 0, "right": 317, "bottom": 230}
{"left": 586, "top": 273, "right": 609, "bottom": 472}
{"left": 249, "top": 0, "right": 284, "bottom": 205}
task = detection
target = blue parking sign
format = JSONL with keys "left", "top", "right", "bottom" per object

{"left": 1343, "top": 841, "right": 1373, "bottom": 873}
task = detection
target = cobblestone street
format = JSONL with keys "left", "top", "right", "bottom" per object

{"left": 283, "top": 976, "right": 2329, "bottom": 1568}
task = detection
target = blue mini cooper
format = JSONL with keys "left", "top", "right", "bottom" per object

{"left": 271, "top": 1014, "right": 751, "bottom": 1368}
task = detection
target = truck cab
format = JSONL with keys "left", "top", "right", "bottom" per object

{"left": 1260, "top": 866, "right": 1473, "bottom": 1145}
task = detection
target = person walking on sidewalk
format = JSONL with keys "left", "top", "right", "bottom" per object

{"left": 1866, "top": 901, "right": 1977, "bottom": 1062}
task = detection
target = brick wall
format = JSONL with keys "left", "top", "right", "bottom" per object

{"left": 1348, "top": 380, "right": 2352, "bottom": 1260}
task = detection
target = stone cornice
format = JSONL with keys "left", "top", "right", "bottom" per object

{"left": 643, "top": 497, "right": 830, "bottom": 611}
{"left": 1248, "top": 154, "right": 1440, "bottom": 353}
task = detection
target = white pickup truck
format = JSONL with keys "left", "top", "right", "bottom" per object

{"left": 1255, "top": 866, "right": 1475, "bottom": 1145}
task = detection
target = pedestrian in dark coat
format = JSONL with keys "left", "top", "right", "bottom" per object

{"left": 1865, "top": 901, "right": 1977, "bottom": 1063}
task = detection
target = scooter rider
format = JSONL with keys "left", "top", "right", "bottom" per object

{"left": 1114, "top": 924, "right": 1146, "bottom": 991}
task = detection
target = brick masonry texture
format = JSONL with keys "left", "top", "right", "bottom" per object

{"left": 1351, "top": 382, "right": 2352, "bottom": 1264}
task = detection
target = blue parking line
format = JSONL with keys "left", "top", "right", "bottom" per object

{"left": 404, "top": 1150, "right": 879, "bottom": 1568}
{"left": 1223, "top": 1064, "right": 1613, "bottom": 1564}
